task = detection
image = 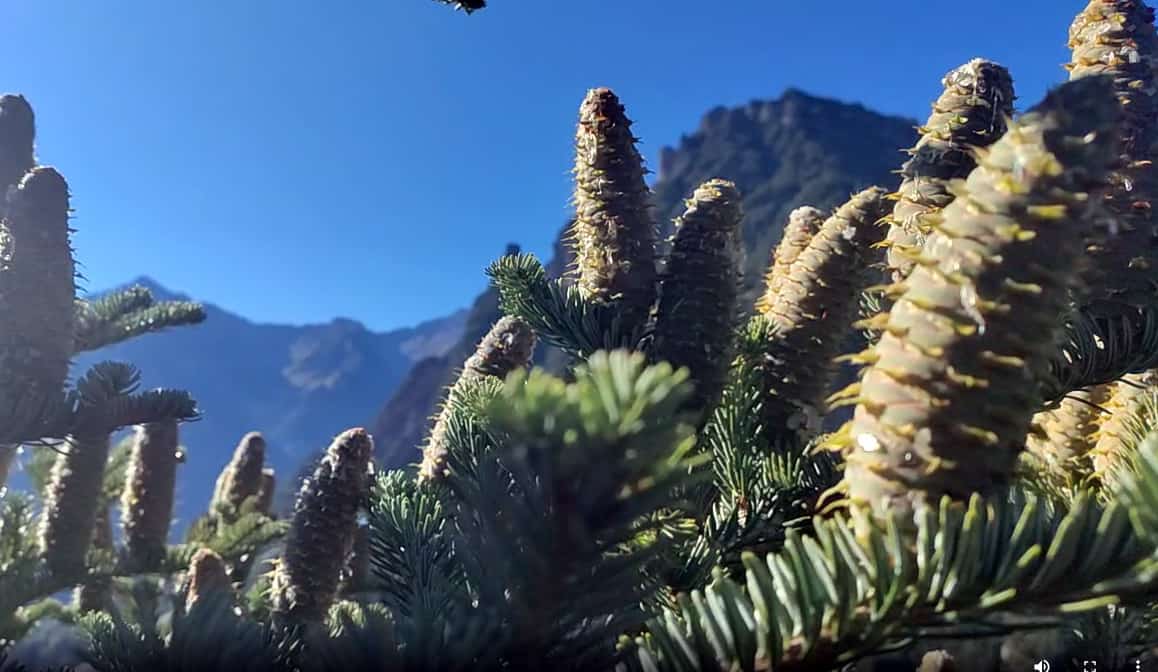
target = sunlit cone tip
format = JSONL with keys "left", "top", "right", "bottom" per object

{"left": 326, "top": 427, "right": 374, "bottom": 465}
{"left": 942, "top": 58, "right": 1014, "bottom": 104}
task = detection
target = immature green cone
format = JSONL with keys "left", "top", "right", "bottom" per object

{"left": 121, "top": 420, "right": 180, "bottom": 572}
{"left": 762, "top": 187, "right": 891, "bottom": 440}
{"left": 842, "top": 77, "right": 1120, "bottom": 514}
{"left": 755, "top": 206, "right": 825, "bottom": 314}
{"left": 884, "top": 59, "right": 1015, "bottom": 284}
{"left": 1068, "top": 0, "right": 1158, "bottom": 302}
{"left": 37, "top": 432, "right": 112, "bottom": 578}
{"left": 271, "top": 428, "right": 373, "bottom": 625}
{"left": 211, "top": 432, "right": 266, "bottom": 515}
{"left": 0, "top": 94, "right": 35, "bottom": 195}
{"left": 186, "top": 547, "right": 232, "bottom": 608}
{"left": 0, "top": 167, "right": 76, "bottom": 435}
{"left": 419, "top": 316, "right": 536, "bottom": 481}
{"left": 255, "top": 467, "right": 276, "bottom": 515}
{"left": 569, "top": 87, "right": 657, "bottom": 333}
{"left": 652, "top": 179, "right": 744, "bottom": 413}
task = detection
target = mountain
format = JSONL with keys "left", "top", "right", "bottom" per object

{"left": 68, "top": 277, "right": 468, "bottom": 530}
{"left": 371, "top": 88, "right": 920, "bottom": 468}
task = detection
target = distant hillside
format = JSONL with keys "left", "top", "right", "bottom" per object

{"left": 371, "top": 88, "right": 919, "bottom": 469}
{"left": 66, "top": 277, "right": 467, "bottom": 531}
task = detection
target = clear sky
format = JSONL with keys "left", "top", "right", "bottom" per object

{"left": 2, "top": 0, "right": 1076, "bottom": 332}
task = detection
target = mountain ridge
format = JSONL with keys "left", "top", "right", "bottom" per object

{"left": 371, "top": 87, "right": 920, "bottom": 469}
{"left": 66, "top": 275, "right": 468, "bottom": 531}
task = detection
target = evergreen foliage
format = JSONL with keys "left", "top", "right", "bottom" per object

{"left": 11, "top": 2, "right": 1158, "bottom": 670}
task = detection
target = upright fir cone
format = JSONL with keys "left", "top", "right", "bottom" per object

{"left": 419, "top": 316, "right": 536, "bottom": 481}
{"left": 1026, "top": 384, "right": 1113, "bottom": 478}
{"left": 1090, "top": 370, "right": 1158, "bottom": 482}
{"left": 0, "top": 94, "right": 35, "bottom": 198}
{"left": 0, "top": 167, "right": 76, "bottom": 439}
{"left": 186, "top": 547, "right": 232, "bottom": 608}
{"left": 271, "top": 428, "right": 373, "bottom": 625}
{"left": 652, "top": 179, "right": 744, "bottom": 413}
{"left": 569, "top": 87, "right": 658, "bottom": 334}
{"left": 1067, "top": 0, "right": 1158, "bottom": 303}
{"left": 762, "top": 187, "right": 891, "bottom": 441}
{"left": 755, "top": 206, "right": 825, "bottom": 314}
{"left": 38, "top": 433, "right": 112, "bottom": 578}
{"left": 121, "top": 420, "right": 180, "bottom": 572}
{"left": 254, "top": 467, "right": 276, "bottom": 516}
{"left": 884, "top": 59, "right": 1015, "bottom": 284}
{"left": 840, "top": 77, "right": 1119, "bottom": 515}
{"left": 211, "top": 432, "right": 266, "bottom": 515}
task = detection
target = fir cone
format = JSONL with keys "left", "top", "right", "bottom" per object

{"left": 841, "top": 77, "right": 1120, "bottom": 514}
{"left": 1068, "top": 0, "right": 1158, "bottom": 304}
{"left": 211, "top": 432, "right": 266, "bottom": 515}
{"left": 0, "top": 167, "right": 75, "bottom": 441}
{"left": 569, "top": 87, "right": 657, "bottom": 333}
{"left": 0, "top": 94, "right": 35, "bottom": 197}
{"left": 762, "top": 187, "right": 891, "bottom": 442}
{"left": 271, "top": 428, "right": 373, "bottom": 624}
{"left": 186, "top": 547, "right": 232, "bottom": 608}
{"left": 1027, "top": 384, "right": 1112, "bottom": 479}
{"left": 755, "top": 206, "right": 825, "bottom": 314}
{"left": 121, "top": 420, "right": 180, "bottom": 572}
{"left": 38, "top": 433, "right": 112, "bottom": 579}
{"left": 1091, "top": 370, "right": 1158, "bottom": 483}
{"left": 884, "top": 59, "right": 1015, "bottom": 284}
{"left": 420, "top": 316, "right": 536, "bottom": 481}
{"left": 652, "top": 179, "right": 744, "bottom": 413}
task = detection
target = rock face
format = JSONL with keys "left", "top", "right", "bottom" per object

{"left": 371, "top": 88, "right": 919, "bottom": 470}
{"left": 63, "top": 277, "right": 467, "bottom": 531}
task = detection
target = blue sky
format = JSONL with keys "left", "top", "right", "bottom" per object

{"left": 2, "top": 0, "right": 1075, "bottom": 332}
